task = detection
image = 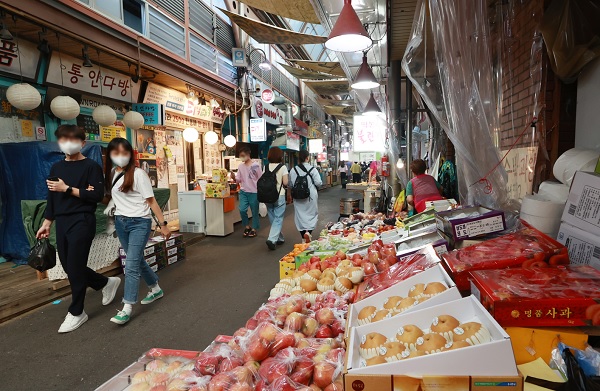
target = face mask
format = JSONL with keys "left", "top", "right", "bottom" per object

{"left": 111, "top": 155, "right": 130, "bottom": 168}
{"left": 58, "top": 141, "right": 83, "bottom": 155}
{"left": 239, "top": 155, "right": 248, "bottom": 162}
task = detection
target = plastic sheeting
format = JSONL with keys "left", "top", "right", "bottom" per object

{"left": 0, "top": 142, "right": 102, "bottom": 263}
{"left": 402, "top": 0, "right": 543, "bottom": 210}
{"left": 540, "top": 0, "right": 600, "bottom": 83}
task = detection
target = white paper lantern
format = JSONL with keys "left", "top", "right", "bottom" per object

{"left": 50, "top": 96, "right": 80, "bottom": 120}
{"left": 122, "top": 111, "right": 145, "bottom": 130}
{"left": 6, "top": 83, "right": 41, "bottom": 110}
{"left": 92, "top": 105, "right": 117, "bottom": 127}
{"left": 183, "top": 127, "right": 199, "bottom": 142}
{"left": 224, "top": 134, "right": 237, "bottom": 147}
{"left": 205, "top": 130, "right": 219, "bottom": 145}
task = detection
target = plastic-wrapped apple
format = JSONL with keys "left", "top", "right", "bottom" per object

{"left": 315, "top": 325, "right": 333, "bottom": 338}
{"left": 313, "top": 362, "right": 337, "bottom": 388}
{"left": 330, "top": 320, "right": 344, "bottom": 337}
{"left": 315, "top": 308, "right": 336, "bottom": 325}
{"left": 363, "top": 262, "right": 377, "bottom": 275}
{"left": 194, "top": 353, "right": 220, "bottom": 375}
{"left": 301, "top": 317, "right": 318, "bottom": 337}
{"left": 207, "top": 373, "right": 233, "bottom": 391}
{"left": 286, "top": 297, "right": 305, "bottom": 314}
{"left": 258, "top": 323, "right": 279, "bottom": 342}
{"left": 308, "top": 385, "right": 323, "bottom": 391}
{"left": 230, "top": 366, "right": 253, "bottom": 384}
{"left": 324, "top": 380, "right": 344, "bottom": 391}
{"left": 255, "top": 380, "right": 267, "bottom": 391}
{"left": 246, "top": 338, "right": 270, "bottom": 361}
{"left": 326, "top": 348, "right": 345, "bottom": 362}
{"left": 271, "top": 333, "right": 296, "bottom": 354}
{"left": 243, "top": 360, "right": 260, "bottom": 376}
{"left": 296, "top": 338, "right": 310, "bottom": 349}
{"left": 228, "top": 383, "right": 252, "bottom": 391}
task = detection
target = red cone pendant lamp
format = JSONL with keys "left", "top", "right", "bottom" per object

{"left": 351, "top": 53, "right": 380, "bottom": 89}
{"left": 363, "top": 92, "right": 382, "bottom": 116}
{"left": 326, "top": 0, "right": 372, "bottom": 52}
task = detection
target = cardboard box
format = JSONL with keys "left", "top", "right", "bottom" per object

{"left": 425, "top": 198, "right": 458, "bottom": 212}
{"left": 120, "top": 251, "right": 166, "bottom": 269}
{"left": 442, "top": 226, "right": 567, "bottom": 292}
{"left": 436, "top": 206, "right": 506, "bottom": 241}
{"left": 403, "top": 208, "right": 436, "bottom": 227}
{"left": 396, "top": 230, "right": 449, "bottom": 260}
{"left": 346, "top": 296, "right": 519, "bottom": 377}
{"left": 347, "top": 264, "right": 461, "bottom": 330}
{"left": 118, "top": 238, "right": 165, "bottom": 258}
{"left": 205, "top": 183, "right": 231, "bottom": 198}
{"left": 556, "top": 222, "right": 600, "bottom": 270}
{"left": 470, "top": 266, "right": 600, "bottom": 327}
{"left": 561, "top": 171, "right": 600, "bottom": 237}
{"left": 212, "top": 168, "right": 229, "bottom": 183}
{"left": 407, "top": 220, "right": 438, "bottom": 236}
{"left": 280, "top": 259, "right": 296, "bottom": 279}
{"left": 344, "top": 374, "right": 523, "bottom": 391}
{"left": 505, "top": 326, "right": 588, "bottom": 365}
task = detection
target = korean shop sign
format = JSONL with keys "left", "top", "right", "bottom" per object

{"left": 0, "top": 38, "right": 40, "bottom": 80}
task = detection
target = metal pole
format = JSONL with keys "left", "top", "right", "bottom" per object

{"left": 405, "top": 77, "right": 412, "bottom": 179}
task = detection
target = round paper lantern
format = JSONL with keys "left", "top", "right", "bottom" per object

{"left": 183, "top": 127, "right": 199, "bottom": 142}
{"left": 6, "top": 83, "right": 41, "bottom": 110}
{"left": 224, "top": 134, "right": 236, "bottom": 147}
{"left": 50, "top": 96, "right": 80, "bottom": 120}
{"left": 205, "top": 130, "right": 219, "bottom": 145}
{"left": 122, "top": 111, "right": 145, "bottom": 130}
{"left": 92, "top": 105, "right": 117, "bottom": 127}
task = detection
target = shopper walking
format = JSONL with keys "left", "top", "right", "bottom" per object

{"left": 233, "top": 146, "right": 261, "bottom": 238}
{"left": 339, "top": 161, "right": 348, "bottom": 189}
{"left": 351, "top": 161, "right": 362, "bottom": 183}
{"left": 406, "top": 159, "right": 444, "bottom": 215}
{"left": 36, "top": 125, "right": 120, "bottom": 333}
{"left": 290, "top": 150, "right": 323, "bottom": 243}
{"left": 104, "top": 138, "right": 171, "bottom": 325}
{"left": 264, "top": 147, "right": 288, "bottom": 250}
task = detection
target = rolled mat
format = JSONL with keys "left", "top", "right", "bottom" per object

{"left": 521, "top": 194, "right": 565, "bottom": 218}
{"left": 520, "top": 213, "right": 561, "bottom": 238}
{"left": 552, "top": 148, "right": 599, "bottom": 186}
{"left": 538, "top": 180, "right": 570, "bottom": 203}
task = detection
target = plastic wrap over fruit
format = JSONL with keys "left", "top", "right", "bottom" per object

{"left": 238, "top": 322, "right": 297, "bottom": 363}
{"left": 246, "top": 295, "right": 308, "bottom": 330}
{"left": 194, "top": 344, "right": 243, "bottom": 376}
{"left": 356, "top": 245, "right": 441, "bottom": 301}
{"left": 206, "top": 365, "right": 256, "bottom": 391}
{"left": 442, "top": 227, "right": 568, "bottom": 273}
{"left": 127, "top": 352, "right": 207, "bottom": 391}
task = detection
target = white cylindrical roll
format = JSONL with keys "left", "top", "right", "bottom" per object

{"left": 520, "top": 213, "right": 560, "bottom": 238}
{"left": 538, "top": 181, "right": 570, "bottom": 203}
{"left": 553, "top": 148, "right": 599, "bottom": 186}
{"left": 521, "top": 194, "right": 564, "bottom": 218}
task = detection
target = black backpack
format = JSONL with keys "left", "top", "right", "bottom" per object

{"left": 291, "top": 165, "right": 315, "bottom": 200}
{"left": 257, "top": 163, "right": 284, "bottom": 203}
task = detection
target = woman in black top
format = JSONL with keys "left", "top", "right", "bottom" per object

{"left": 37, "top": 125, "right": 121, "bottom": 333}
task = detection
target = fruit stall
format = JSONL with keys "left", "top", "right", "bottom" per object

{"left": 96, "top": 186, "right": 600, "bottom": 391}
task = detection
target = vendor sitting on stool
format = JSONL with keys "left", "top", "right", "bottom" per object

{"left": 406, "top": 159, "right": 444, "bottom": 215}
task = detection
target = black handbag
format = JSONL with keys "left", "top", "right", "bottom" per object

{"left": 27, "top": 238, "right": 57, "bottom": 272}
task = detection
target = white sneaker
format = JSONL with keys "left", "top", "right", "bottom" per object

{"left": 102, "top": 277, "right": 121, "bottom": 305}
{"left": 58, "top": 311, "right": 88, "bottom": 333}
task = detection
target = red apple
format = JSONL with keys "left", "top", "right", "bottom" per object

{"left": 301, "top": 317, "right": 319, "bottom": 337}
{"left": 330, "top": 320, "right": 344, "bottom": 337}
{"left": 243, "top": 360, "right": 260, "bottom": 376}
{"left": 228, "top": 383, "right": 252, "bottom": 391}
{"left": 258, "top": 323, "right": 279, "bottom": 342}
{"left": 326, "top": 348, "right": 345, "bottom": 362}
{"left": 271, "top": 333, "right": 296, "bottom": 354}
{"left": 313, "top": 362, "right": 336, "bottom": 388}
{"left": 290, "top": 358, "right": 314, "bottom": 385}
{"left": 218, "top": 355, "right": 243, "bottom": 373}
{"left": 308, "top": 385, "right": 322, "bottom": 391}
{"left": 286, "top": 298, "right": 305, "bottom": 314}
{"left": 309, "top": 262, "right": 322, "bottom": 271}
{"left": 247, "top": 337, "right": 270, "bottom": 362}
{"left": 363, "top": 262, "right": 377, "bottom": 275}
{"left": 315, "top": 308, "right": 336, "bottom": 326}
{"left": 207, "top": 372, "right": 232, "bottom": 391}
{"left": 335, "top": 250, "right": 347, "bottom": 260}
{"left": 368, "top": 251, "right": 379, "bottom": 263}
{"left": 195, "top": 352, "right": 220, "bottom": 375}
{"left": 315, "top": 325, "right": 334, "bottom": 338}
{"left": 255, "top": 380, "right": 267, "bottom": 391}
{"left": 230, "top": 366, "right": 253, "bottom": 384}
{"left": 245, "top": 318, "right": 258, "bottom": 330}
{"left": 310, "top": 256, "right": 321, "bottom": 263}
{"left": 324, "top": 380, "right": 344, "bottom": 391}
{"left": 299, "top": 263, "right": 310, "bottom": 272}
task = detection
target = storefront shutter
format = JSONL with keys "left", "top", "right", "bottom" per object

{"left": 189, "top": 0, "right": 215, "bottom": 40}
{"left": 149, "top": 6, "right": 186, "bottom": 57}
{"left": 153, "top": 0, "right": 185, "bottom": 22}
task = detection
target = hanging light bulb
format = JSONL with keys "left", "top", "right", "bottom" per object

{"left": 122, "top": 110, "right": 145, "bottom": 130}
{"left": 325, "top": 0, "right": 372, "bottom": 52}
{"left": 224, "top": 134, "right": 237, "bottom": 147}
{"left": 183, "top": 127, "right": 199, "bottom": 142}
{"left": 351, "top": 53, "right": 379, "bottom": 90}
{"left": 363, "top": 92, "right": 382, "bottom": 116}
{"left": 6, "top": 83, "right": 41, "bottom": 110}
{"left": 92, "top": 105, "right": 117, "bottom": 126}
{"left": 396, "top": 158, "right": 405, "bottom": 169}
{"left": 205, "top": 130, "right": 219, "bottom": 145}
{"left": 344, "top": 141, "right": 350, "bottom": 148}
{"left": 50, "top": 96, "right": 80, "bottom": 120}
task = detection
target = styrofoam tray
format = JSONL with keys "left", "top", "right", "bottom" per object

{"left": 347, "top": 296, "right": 518, "bottom": 377}
{"left": 347, "top": 264, "right": 460, "bottom": 330}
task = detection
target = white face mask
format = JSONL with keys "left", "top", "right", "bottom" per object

{"left": 111, "top": 155, "right": 130, "bottom": 168}
{"left": 58, "top": 140, "right": 83, "bottom": 156}
{"left": 239, "top": 155, "right": 249, "bottom": 162}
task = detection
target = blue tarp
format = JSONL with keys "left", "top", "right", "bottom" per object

{"left": 0, "top": 142, "right": 103, "bottom": 263}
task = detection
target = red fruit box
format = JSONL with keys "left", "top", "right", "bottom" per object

{"left": 441, "top": 225, "right": 568, "bottom": 292}
{"left": 470, "top": 266, "right": 600, "bottom": 327}
{"left": 355, "top": 245, "right": 441, "bottom": 301}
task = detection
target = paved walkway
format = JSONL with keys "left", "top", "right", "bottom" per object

{"left": 1, "top": 186, "right": 348, "bottom": 390}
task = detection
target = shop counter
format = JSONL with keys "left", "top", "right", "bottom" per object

{"left": 206, "top": 196, "right": 238, "bottom": 236}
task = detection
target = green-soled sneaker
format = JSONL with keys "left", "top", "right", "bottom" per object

{"left": 110, "top": 310, "right": 130, "bottom": 325}
{"left": 141, "top": 289, "right": 164, "bottom": 305}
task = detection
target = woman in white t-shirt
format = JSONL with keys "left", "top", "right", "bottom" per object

{"left": 265, "top": 147, "right": 289, "bottom": 250}
{"left": 104, "top": 138, "right": 171, "bottom": 325}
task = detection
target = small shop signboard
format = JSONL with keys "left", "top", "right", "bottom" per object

{"left": 286, "top": 131, "right": 300, "bottom": 151}
{"left": 133, "top": 103, "right": 164, "bottom": 126}
{"left": 250, "top": 118, "right": 266, "bottom": 142}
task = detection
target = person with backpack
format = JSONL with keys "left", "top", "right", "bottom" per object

{"left": 290, "top": 150, "right": 323, "bottom": 243}
{"left": 258, "top": 147, "right": 288, "bottom": 250}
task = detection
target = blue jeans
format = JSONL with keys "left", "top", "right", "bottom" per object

{"left": 266, "top": 195, "right": 286, "bottom": 243}
{"left": 239, "top": 190, "right": 259, "bottom": 229}
{"left": 115, "top": 216, "right": 159, "bottom": 304}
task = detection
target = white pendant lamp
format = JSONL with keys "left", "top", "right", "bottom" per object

{"left": 122, "top": 110, "right": 145, "bottom": 130}
{"left": 325, "top": 0, "right": 372, "bottom": 52}
{"left": 224, "top": 134, "right": 237, "bottom": 147}
{"left": 205, "top": 130, "right": 219, "bottom": 145}
{"left": 6, "top": 83, "right": 41, "bottom": 110}
{"left": 92, "top": 105, "right": 117, "bottom": 127}
{"left": 50, "top": 96, "right": 80, "bottom": 120}
{"left": 183, "top": 127, "right": 199, "bottom": 142}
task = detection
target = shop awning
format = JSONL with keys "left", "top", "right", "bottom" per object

{"left": 324, "top": 105, "right": 356, "bottom": 117}
{"left": 287, "top": 60, "right": 346, "bottom": 77}
{"left": 279, "top": 63, "right": 339, "bottom": 80}
{"left": 236, "top": 0, "right": 320, "bottom": 24}
{"left": 304, "top": 80, "right": 350, "bottom": 96}
{"left": 220, "top": 9, "right": 327, "bottom": 45}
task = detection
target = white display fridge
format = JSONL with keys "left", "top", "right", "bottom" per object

{"left": 177, "top": 191, "right": 206, "bottom": 234}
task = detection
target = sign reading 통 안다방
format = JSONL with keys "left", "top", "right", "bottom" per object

{"left": 143, "top": 82, "right": 224, "bottom": 124}
{"left": 250, "top": 118, "right": 266, "bottom": 142}
{"left": 46, "top": 52, "right": 140, "bottom": 102}
{"left": 502, "top": 146, "right": 538, "bottom": 201}
{"left": 0, "top": 39, "right": 41, "bottom": 80}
